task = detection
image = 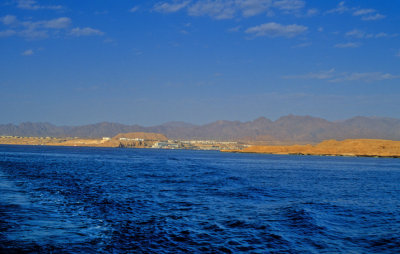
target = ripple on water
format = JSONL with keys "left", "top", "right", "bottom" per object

{"left": 1, "top": 146, "right": 400, "bottom": 253}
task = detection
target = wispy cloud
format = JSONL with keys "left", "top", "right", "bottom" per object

{"left": 154, "top": 1, "right": 190, "bottom": 13}
{"left": 284, "top": 69, "right": 336, "bottom": 80}
{"left": 327, "top": 1, "right": 385, "bottom": 21}
{"left": 129, "top": 6, "right": 139, "bottom": 13}
{"left": 245, "top": 22, "right": 307, "bottom": 38}
{"left": 1, "top": 15, "right": 71, "bottom": 29}
{"left": 20, "top": 28, "right": 48, "bottom": 39}
{"left": 0, "top": 29, "right": 17, "bottom": 37}
{"left": 305, "top": 8, "right": 319, "bottom": 16}
{"left": 361, "top": 13, "right": 385, "bottom": 21}
{"left": 345, "top": 29, "right": 365, "bottom": 38}
{"left": 334, "top": 42, "right": 360, "bottom": 48}
{"left": 70, "top": 27, "right": 104, "bottom": 37}
{"left": 345, "top": 29, "right": 397, "bottom": 39}
{"left": 1, "top": 15, "right": 17, "bottom": 25}
{"left": 188, "top": 1, "right": 236, "bottom": 19}
{"left": 353, "top": 8, "right": 375, "bottom": 16}
{"left": 292, "top": 42, "right": 312, "bottom": 48}
{"left": 330, "top": 72, "right": 399, "bottom": 83}
{"left": 154, "top": 0, "right": 307, "bottom": 19}
{"left": 326, "top": 1, "right": 348, "bottom": 14}
{"left": 273, "top": 0, "right": 305, "bottom": 11}
{"left": 283, "top": 69, "right": 400, "bottom": 82}
{"left": 16, "top": 0, "right": 63, "bottom": 10}
{"left": 38, "top": 17, "right": 71, "bottom": 29}
{"left": 227, "top": 26, "right": 241, "bottom": 32}
{"left": 21, "top": 17, "right": 71, "bottom": 39}
{"left": 0, "top": 15, "right": 72, "bottom": 39}
{"left": 21, "top": 49, "right": 34, "bottom": 56}
{"left": 0, "top": 15, "right": 105, "bottom": 39}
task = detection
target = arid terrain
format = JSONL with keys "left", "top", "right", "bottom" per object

{"left": 224, "top": 139, "right": 400, "bottom": 158}
{"left": 0, "top": 132, "right": 167, "bottom": 148}
{"left": 0, "top": 132, "right": 243, "bottom": 151}
{"left": 1, "top": 133, "right": 400, "bottom": 158}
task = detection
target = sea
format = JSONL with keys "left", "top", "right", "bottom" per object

{"left": 0, "top": 145, "right": 399, "bottom": 253}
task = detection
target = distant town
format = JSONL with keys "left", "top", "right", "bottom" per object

{"left": 1, "top": 131, "right": 400, "bottom": 158}
{"left": 0, "top": 133, "right": 248, "bottom": 151}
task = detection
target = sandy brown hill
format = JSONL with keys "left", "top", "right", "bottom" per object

{"left": 231, "top": 139, "right": 400, "bottom": 158}
{"left": 112, "top": 132, "right": 168, "bottom": 141}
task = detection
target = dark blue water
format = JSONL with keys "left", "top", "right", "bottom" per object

{"left": 0, "top": 145, "right": 399, "bottom": 253}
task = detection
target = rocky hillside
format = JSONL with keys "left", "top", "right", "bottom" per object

{"left": 113, "top": 132, "right": 168, "bottom": 141}
{"left": 1, "top": 115, "right": 400, "bottom": 144}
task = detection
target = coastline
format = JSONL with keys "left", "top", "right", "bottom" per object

{"left": 0, "top": 135, "right": 243, "bottom": 151}
{"left": 222, "top": 139, "right": 400, "bottom": 158}
{"left": 1, "top": 136, "right": 400, "bottom": 158}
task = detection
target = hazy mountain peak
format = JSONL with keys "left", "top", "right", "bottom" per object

{"left": 1, "top": 115, "right": 400, "bottom": 142}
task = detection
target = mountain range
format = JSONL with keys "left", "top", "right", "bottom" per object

{"left": 1, "top": 115, "right": 400, "bottom": 144}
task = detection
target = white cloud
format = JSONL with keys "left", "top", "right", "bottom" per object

{"left": 330, "top": 72, "right": 399, "bottom": 83}
{"left": 238, "top": 0, "right": 272, "bottom": 17}
{"left": 334, "top": 42, "right": 360, "bottom": 48}
{"left": 1, "top": 15, "right": 106, "bottom": 40}
{"left": 273, "top": 0, "right": 305, "bottom": 11}
{"left": 21, "top": 49, "right": 34, "bottom": 56}
{"left": 16, "top": 0, "right": 62, "bottom": 10}
{"left": 2, "top": 16, "right": 71, "bottom": 30}
{"left": 20, "top": 28, "right": 48, "bottom": 39}
{"left": 154, "top": 1, "right": 190, "bottom": 13}
{"left": 327, "top": 1, "right": 385, "bottom": 21}
{"left": 353, "top": 8, "right": 375, "bottom": 16}
{"left": 0, "top": 29, "right": 16, "bottom": 37}
{"left": 188, "top": 1, "right": 236, "bottom": 19}
{"left": 292, "top": 42, "right": 312, "bottom": 48}
{"left": 345, "top": 29, "right": 397, "bottom": 39}
{"left": 245, "top": 22, "right": 307, "bottom": 38}
{"left": 227, "top": 26, "right": 241, "bottom": 32}
{"left": 129, "top": 6, "right": 139, "bottom": 13}
{"left": 345, "top": 29, "right": 365, "bottom": 38}
{"left": 361, "top": 13, "right": 385, "bottom": 21}
{"left": 326, "top": 1, "right": 348, "bottom": 14}
{"left": 374, "top": 32, "right": 389, "bottom": 38}
{"left": 154, "top": 0, "right": 307, "bottom": 19}
{"left": 41, "top": 17, "right": 71, "bottom": 29}
{"left": 1, "top": 15, "right": 17, "bottom": 25}
{"left": 283, "top": 69, "right": 335, "bottom": 80}
{"left": 70, "top": 27, "right": 104, "bottom": 37}
{"left": 306, "top": 8, "right": 318, "bottom": 16}
{"left": 18, "top": 17, "right": 71, "bottom": 39}
{"left": 284, "top": 69, "right": 399, "bottom": 83}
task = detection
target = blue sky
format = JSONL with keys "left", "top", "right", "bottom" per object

{"left": 1, "top": 0, "right": 399, "bottom": 126}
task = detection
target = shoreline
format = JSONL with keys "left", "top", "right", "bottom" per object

{"left": 222, "top": 139, "right": 400, "bottom": 159}
{"left": 223, "top": 150, "right": 400, "bottom": 159}
{"left": 1, "top": 136, "right": 400, "bottom": 159}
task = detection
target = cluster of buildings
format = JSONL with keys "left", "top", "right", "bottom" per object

{"left": 118, "top": 137, "right": 144, "bottom": 142}
{"left": 152, "top": 140, "right": 243, "bottom": 150}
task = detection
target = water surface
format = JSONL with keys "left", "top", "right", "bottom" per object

{"left": 0, "top": 145, "right": 399, "bottom": 253}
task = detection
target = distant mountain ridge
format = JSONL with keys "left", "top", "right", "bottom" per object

{"left": 1, "top": 115, "right": 400, "bottom": 144}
